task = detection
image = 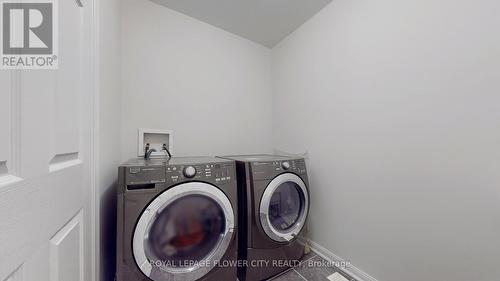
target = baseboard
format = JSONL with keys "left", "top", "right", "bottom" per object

{"left": 308, "top": 240, "right": 379, "bottom": 281}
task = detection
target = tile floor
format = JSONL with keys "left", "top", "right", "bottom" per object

{"left": 268, "top": 252, "right": 357, "bottom": 281}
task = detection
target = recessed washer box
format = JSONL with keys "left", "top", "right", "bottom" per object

{"left": 137, "top": 128, "right": 173, "bottom": 158}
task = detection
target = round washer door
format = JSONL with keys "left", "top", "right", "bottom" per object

{"left": 259, "top": 173, "right": 309, "bottom": 242}
{"left": 133, "top": 182, "right": 235, "bottom": 281}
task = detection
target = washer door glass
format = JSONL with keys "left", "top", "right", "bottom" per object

{"left": 148, "top": 194, "right": 225, "bottom": 267}
{"left": 133, "top": 182, "right": 235, "bottom": 281}
{"left": 268, "top": 182, "right": 304, "bottom": 233}
{"left": 260, "top": 173, "right": 309, "bottom": 242}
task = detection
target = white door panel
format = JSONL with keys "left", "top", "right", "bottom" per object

{"left": 53, "top": 0, "right": 82, "bottom": 157}
{"left": 20, "top": 71, "right": 54, "bottom": 178}
{"left": 50, "top": 211, "right": 84, "bottom": 281}
{"left": 3, "top": 265, "right": 23, "bottom": 281}
{"left": 0, "top": 0, "right": 93, "bottom": 280}
{"left": 23, "top": 244, "right": 50, "bottom": 281}
{"left": 0, "top": 167, "right": 85, "bottom": 279}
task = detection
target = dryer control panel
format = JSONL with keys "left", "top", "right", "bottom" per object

{"left": 271, "top": 159, "right": 307, "bottom": 174}
{"left": 251, "top": 158, "right": 307, "bottom": 180}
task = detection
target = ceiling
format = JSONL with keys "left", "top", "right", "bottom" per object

{"left": 150, "top": 0, "right": 332, "bottom": 48}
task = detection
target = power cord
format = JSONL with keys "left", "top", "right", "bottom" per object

{"left": 144, "top": 143, "right": 172, "bottom": 159}
{"left": 162, "top": 143, "right": 172, "bottom": 159}
{"left": 144, "top": 143, "right": 151, "bottom": 159}
{"left": 144, "top": 143, "right": 158, "bottom": 160}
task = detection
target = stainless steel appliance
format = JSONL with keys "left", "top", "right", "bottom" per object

{"left": 116, "top": 157, "right": 238, "bottom": 281}
{"left": 220, "top": 155, "right": 310, "bottom": 281}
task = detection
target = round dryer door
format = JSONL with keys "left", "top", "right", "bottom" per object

{"left": 259, "top": 173, "right": 309, "bottom": 242}
{"left": 133, "top": 182, "right": 235, "bottom": 281}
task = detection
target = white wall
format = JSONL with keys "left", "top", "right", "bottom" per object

{"left": 98, "top": 0, "right": 121, "bottom": 280}
{"left": 272, "top": 1, "right": 500, "bottom": 281}
{"left": 120, "top": 0, "right": 274, "bottom": 160}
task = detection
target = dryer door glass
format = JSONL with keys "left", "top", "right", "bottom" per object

{"left": 147, "top": 194, "right": 225, "bottom": 267}
{"left": 260, "top": 173, "right": 309, "bottom": 242}
{"left": 133, "top": 182, "right": 235, "bottom": 281}
{"left": 268, "top": 182, "right": 304, "bottom": 232}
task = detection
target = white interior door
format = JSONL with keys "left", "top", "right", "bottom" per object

{"left": 0, "top": 0, "right": 94, "bottom": 280}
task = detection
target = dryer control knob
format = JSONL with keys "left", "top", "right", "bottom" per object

{"left": 183, "top": 166, "right": 197, "bottom": 178}
{"left": 282, "top": 161, "right": 291, "bottom": 170}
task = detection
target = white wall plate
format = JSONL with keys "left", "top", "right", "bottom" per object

{"left": 137, "top": 129, "right": 174, "bottom": 158}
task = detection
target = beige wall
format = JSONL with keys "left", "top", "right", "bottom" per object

{"left": 272, "top": 1, "right": 500, "bottom": 280}
{"left": 120, "top": 0, "right": 274, "bottom": 161}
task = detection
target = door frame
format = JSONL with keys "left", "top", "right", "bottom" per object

{"left": 87, "top": 0, "right": 99, "bottom": 280}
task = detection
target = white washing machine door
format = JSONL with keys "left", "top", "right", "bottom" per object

{"left": 259, "top": 173, "right": 309, "bottom": 242}
{"left": 133, "top": 182, "right": 235, "bottom": 281}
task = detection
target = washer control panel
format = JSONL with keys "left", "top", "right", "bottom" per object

{"left": 166, "top": 162, "right": 234, "bottom": 184}
{"left": 183, "top": 166, "right": 197, "bottom": 178}
{"left": 126, "top": 166, "right": 166, "bottom": 185}
{"left": 124, "top": 166, "right": 166, "bottom": 191}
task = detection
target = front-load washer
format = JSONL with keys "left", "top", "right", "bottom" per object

{"left": 220, "top": 155, "right": 310, "bottom": 281}
{"left": 116, "top": 157, "right": 238, "bottom": 281}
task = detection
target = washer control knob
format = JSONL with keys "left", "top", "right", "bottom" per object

{"left": 282, "top": 161, "right": 291, "bottom": 170}
{"left": 183, "top": 166, "right": 197, "bottom": 178}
